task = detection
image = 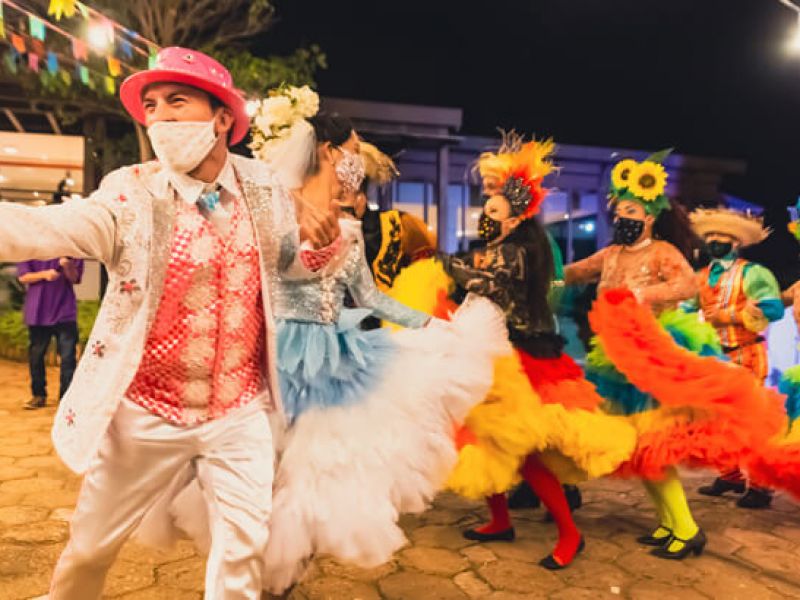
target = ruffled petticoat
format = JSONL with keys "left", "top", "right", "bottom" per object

{"left": 261, "top": 296, "right": 507, "bottom": 593}
{"left": 586, "top": 289, "right": 785, "bottom": 481}
{"left": 386, "top": 258, "right": 638, "bottom": 500}
{"left": 747, "top": 365, "right": 800, "bottom": 499}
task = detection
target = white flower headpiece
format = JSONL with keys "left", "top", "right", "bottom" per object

{"left": 249, "top": 84, "right": 320, "bottom": 160}
{"left": 249, "top": 85, "right": 320, "bottom": 188}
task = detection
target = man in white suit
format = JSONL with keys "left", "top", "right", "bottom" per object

{"left": 0, "top": 47, "right": 338, "bottom": 599}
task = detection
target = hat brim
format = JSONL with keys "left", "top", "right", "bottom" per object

{"left": 690, "top": 211, "right": 769, "bottom": 247}
{"left": 120, "top": 69, "right": 249, "bottom": 146}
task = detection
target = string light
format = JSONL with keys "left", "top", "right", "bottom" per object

{"left": 777, "top": 0, "right": 800, "bottom": 53}
{"left": 88, "top": 19, "right": 114, "bottom": 53}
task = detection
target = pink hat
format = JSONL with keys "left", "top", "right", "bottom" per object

{"left": 120, "top": 47, "right": 249, "bottom": 145}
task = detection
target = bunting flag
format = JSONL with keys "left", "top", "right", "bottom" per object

{"left": 48, "top": 0, "right": 78, "bottom": 21}
{"left": 148, "top": 48, "right": 158, "bottom": 69}
{"left": 78, "top": 63, "right": 89, "bottom": 85}
{"left": 46, "top": 51, "right": 58, "bottom": 74}
{"left": 107, "top": 56, "right": 120, "bottom": 77}
{"left": 0, "top": 3, "right": 5, "bottom": 40}
{"left": 3, "top": 50, "right": 18, "bottom": 74}
{"left": 28, "top": 52, "right": 39, "bottom": 72}
{"left": 119, "top": 38, "right": 133, "bottom": 59}
{"left": 29, "top": 15, "right": 46, "bottom": 41}
{"left": 104, "top": 75, "right": 115, "bottom": 94}
{"left": 59, "top": 67, "right": 71, "bottom": 85}
{"left": 10, "top": 33, "right": 26, "bottom": 53}
{"left": 31, "top": 39, "right": 45, "bottom": 57}
{"left": 71, "top": 38, "right": 87, "bottom": 61}
{"left": 76, "top": 1, "right": 89, "bottom": 19}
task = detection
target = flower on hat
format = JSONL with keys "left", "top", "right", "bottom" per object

{"left": 627, "top": 161, "right": 667, "bottom": 202}
{"left": 611, "top": 159, "right": 638, "bottom": 191}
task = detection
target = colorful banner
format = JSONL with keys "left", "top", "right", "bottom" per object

{"left": 107, "top": 56, "right": 120, "bottom": 77}
{"left": 4, "top": 49, "right": 19, "bottom": 74}
{"left": 28, "top": 52, "right": 39, "bottom": 73}
{"left": 104, "top": 75, "right": 115, "bottom": 94}
{"left": 0, "top": 3, "right": 5, "bottom": 40}
{"left": 48, "top": 0, "right": 78, "bottom": 21}
{"left": 29, "top": 15, "right": 46, "bottom": 41}
{"left": 119, "top": 38, "right": 133, "bottom": 59}
{"left": 71, "top": 38, "right": 87, "bottom": 61}
{"left": 10, "top": 33, "right": 26, "bottom": 53}
{"left": 47, "top": 51, "right": 58, "bottom": 74}
{"left": 77, "top": 63, "right": 89, "bottom": 85}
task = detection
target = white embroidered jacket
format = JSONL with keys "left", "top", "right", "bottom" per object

{"left": 0, "top": 154, "right": 305, "bottom": 474}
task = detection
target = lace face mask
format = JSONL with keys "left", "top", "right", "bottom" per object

{"left": 335, "top": 149, "right": 366, "bottom": 193}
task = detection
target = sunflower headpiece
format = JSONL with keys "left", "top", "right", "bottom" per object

{"left": 477, "top": 135, "right": 556, "bottom": 220}
{"left": 609, "top": 149, "right": 672, "bottom": 217}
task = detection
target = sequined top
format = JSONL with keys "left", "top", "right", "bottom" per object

{"left": 125, "top": 190, "right": 266, "bottom": 425}
{"left": 564, "top": 240, "right": 698, "bottom": 314}
{"left": 443, "top": 241, "right": 555, "bottom": 340}
{"left": 272, "top": 219, "right": 429, "bottom": 327}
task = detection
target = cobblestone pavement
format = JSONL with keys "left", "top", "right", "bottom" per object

{"left": 0, "top": 359, "right": 799, "bottom": 599}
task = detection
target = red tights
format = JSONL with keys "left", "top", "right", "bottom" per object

{"left": 474, "top": 454, "right": 582, "bottom": 565}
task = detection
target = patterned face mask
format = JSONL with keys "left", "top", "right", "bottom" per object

{"left": 478, "top": 212, "right": 502, "bottom": 242}
{"left": 335, "top": 149, "right": 366, "bottom": 193}
{"left": 613, "top": 216, "right": 645, "bottom": 246}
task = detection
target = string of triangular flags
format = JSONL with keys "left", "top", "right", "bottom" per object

{"left": 0, "top": 0, "right": 159, "bottom": 96}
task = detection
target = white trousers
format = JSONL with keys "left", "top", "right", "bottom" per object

{"left": 49, "top": 398, "right": 274, "bottom": 600}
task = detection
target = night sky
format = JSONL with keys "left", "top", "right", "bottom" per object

{"left": 261, "top": 0, "right": 800, "bottom": 275}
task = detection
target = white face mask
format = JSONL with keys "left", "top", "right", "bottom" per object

{"left": 147, "top": 120, "right": 218, "bottom": 174}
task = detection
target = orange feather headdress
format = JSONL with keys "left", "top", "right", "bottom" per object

{"left": 477, "top": 133, "right": 555, "bottom": 220}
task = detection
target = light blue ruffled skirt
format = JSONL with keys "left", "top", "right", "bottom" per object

{"left": 277, "top": 308, "right": 398, "bottom": 422}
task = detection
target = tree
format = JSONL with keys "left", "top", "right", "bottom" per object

{"left": 3, "top": 0, "right": 325, "bottom": 166}
{"left": 94, "top": 0, "right": 326, "bottom": 97}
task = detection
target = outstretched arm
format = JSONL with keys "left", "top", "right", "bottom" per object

{"left": 564, "top": 247, "right": 608, "bottom": 286}
{"left": 0, "top": 171, "right": 122, "bottom": 266}
{"left": 347, "top": 235, "right": 429, "bottom": 328}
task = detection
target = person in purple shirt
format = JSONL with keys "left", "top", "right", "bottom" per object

{"left": 16, "top": 257, "right": 84, "bottom": 409}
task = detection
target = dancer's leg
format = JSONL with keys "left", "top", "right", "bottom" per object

{"left": 519, "top": 454, "right": 582, "bottom": 566}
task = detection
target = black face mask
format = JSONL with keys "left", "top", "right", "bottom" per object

{"left": 478, "top": 212, "right": 502, "bottom": 242}
{"left": 707, "top": 240, "right": 733, "bottom": 259}
{"left": 340, "top": 206, "right": 357, "bottom": 217}
{"left": 613, "top": 217, "right": 646, "bottom": 246}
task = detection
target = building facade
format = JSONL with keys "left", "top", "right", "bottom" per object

{"left": 322, "top": 97, "right": 747, "bottom": 261}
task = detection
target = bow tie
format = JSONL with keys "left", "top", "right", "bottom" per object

{"left": 197, "top": 186, "right": 222, "bottom": 213}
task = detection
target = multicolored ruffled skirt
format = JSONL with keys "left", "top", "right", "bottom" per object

{"left": 586, "top": 289, "right": 785, "bottom": 480}
{"left": 747, "top": 365, "right": 800, "bottom": 499}
{"left": 388, "top": 259, "right": 638, "bottom": 500}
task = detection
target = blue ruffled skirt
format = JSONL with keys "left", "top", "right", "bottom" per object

{"left": 277, "top": 308, "right": 398, "bottom": 423}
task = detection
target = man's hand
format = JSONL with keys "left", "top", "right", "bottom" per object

{"left": 58, "top": 257, "right": 71, "bottom": 268}
{"left": 42, "top": 269, "right": 61, "bottom": 282}
{"left": 299, "top": 201, "right": 341, "bottom": 250}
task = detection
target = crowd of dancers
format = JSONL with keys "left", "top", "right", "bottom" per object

{"left": 0, "top": 46, "right": 798, "bottom": 598}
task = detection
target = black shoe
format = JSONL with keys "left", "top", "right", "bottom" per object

{"left": 463, "top": 527, "right": 516, "bottom": 542}
{"left": 698, "top": 477, "right": 745, "bottom": 497}
{"left": 651, "top": 529, "right": 706, "bottom": 560}
{"left": 736, "top": 487, "right": 773, "bottom": 509}
{"left": 508, "top": 482, "right": 541, "bottom": 510}
{"left": 544, "top": 485, "right": 582, "bottom": 522}
{"left": 636, "top": 526, "right": 673, "bottom": 547}
{"left": 539, "top": 537, "right": 585, "bottom": 570}
{"left": 24, "top": 396, "right": 46, "bottom": 410}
